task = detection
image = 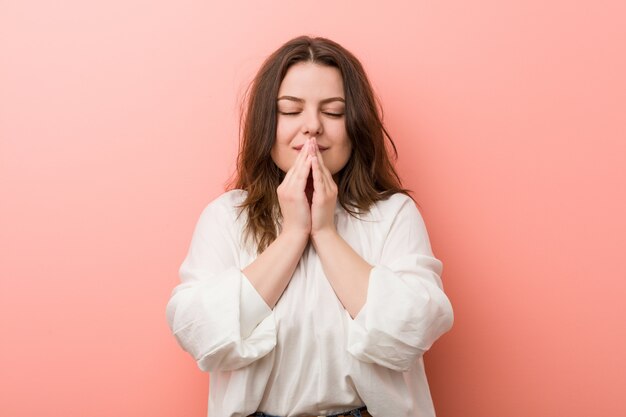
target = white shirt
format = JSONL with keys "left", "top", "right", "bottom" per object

{"left": 166, "top": 190, "right": 454, "bottom": 417}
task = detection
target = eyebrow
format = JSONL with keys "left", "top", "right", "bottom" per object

{"left": 276, "top": 95, "right": 345, "bottom": 104}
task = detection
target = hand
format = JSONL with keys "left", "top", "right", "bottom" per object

{"left": 276, "top": 139, "right": 313, "bottom": 237}
{"left": 310, "top": 137, "right": 339, "bottom": 237}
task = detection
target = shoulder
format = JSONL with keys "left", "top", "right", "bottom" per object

{"left": 367, "top": 193, "right": 434, "bottom": 251}
{"left": 373, "top": 192, "right": 415, "bottom": 211}
{"left": 362, "top": 192, "right": 420, "bottom": 222}
{"left": 199, "top": 189, "right": 248, "bottom": 222}
{"left": 207, "top": 189, "right": 247, "bottom": 209}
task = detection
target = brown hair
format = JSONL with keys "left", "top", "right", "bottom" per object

{"left": 229, "top": 35, "right": 411, "bottom": 253}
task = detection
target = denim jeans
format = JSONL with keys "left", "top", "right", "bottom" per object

{"left": 248, "top": 405, "right": 369, "bottom": 417}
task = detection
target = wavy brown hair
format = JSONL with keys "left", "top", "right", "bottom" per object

{"left": 229, "top": 35, "right": 411, "bottom": 253}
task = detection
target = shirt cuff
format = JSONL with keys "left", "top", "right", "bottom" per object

{"left": 240, "top": 271, "right": 273, "bottom": 339}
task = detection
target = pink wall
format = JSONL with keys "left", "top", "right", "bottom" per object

{"left": 1, "top": 1, "right": 625, "bottom": 416}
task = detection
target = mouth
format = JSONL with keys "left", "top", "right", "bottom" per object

{"left": 293, "top": 145, "right": 329, "bottom": 151}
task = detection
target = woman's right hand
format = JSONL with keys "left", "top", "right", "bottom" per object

{"left": 276, "top": 138, "right": 313, "bottom": 237}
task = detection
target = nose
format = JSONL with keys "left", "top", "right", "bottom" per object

{"left": 301, "top": 110, "right": 323, "bottom": 137}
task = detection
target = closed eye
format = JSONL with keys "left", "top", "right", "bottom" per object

{"left": 278, "top": 111, "right": 344, "bottom": 118}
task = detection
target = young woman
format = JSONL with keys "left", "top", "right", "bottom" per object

{"left": 166, "top": 35, "right": 454, "bottom": 417}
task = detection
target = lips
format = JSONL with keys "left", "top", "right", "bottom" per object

{"left": 293, "top": 145, "right": 329, "bottom": 151}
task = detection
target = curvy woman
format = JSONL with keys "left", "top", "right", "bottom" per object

{"left": 166, "top": 35, "right": 454, "bottom": 417}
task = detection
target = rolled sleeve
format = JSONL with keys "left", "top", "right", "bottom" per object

{"left": 165, "top": 195, "right": 277, "bottom": 372}
{"left": 346, "top": 195, "right": 454, "bottom": 372}
{"left": 240, "top": 271, "right": 273, "bottom": 339}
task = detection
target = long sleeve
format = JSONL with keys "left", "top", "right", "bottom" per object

{"left": 346, "top": 195, "right": 454, "bottom": 372}
{"left": 165, "top": 193, "right": 277, "bottom": 372}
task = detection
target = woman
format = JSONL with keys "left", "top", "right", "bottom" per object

{"left": 166, "top": 35, "right": 454, "bottom": 417}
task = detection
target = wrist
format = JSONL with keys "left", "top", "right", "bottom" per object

{"left": 311, "top": 227, "right": 338, "bottom": 245}
{"left": 279, "top": 228, "right": 310, "bottom": 246}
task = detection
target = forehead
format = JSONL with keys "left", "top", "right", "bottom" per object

{"left": 278, "top": 62, "right": 344, "bottom": 99}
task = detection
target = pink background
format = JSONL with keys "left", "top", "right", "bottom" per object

{"left": 1, "top": 1, "right": 625, "bottom": 416}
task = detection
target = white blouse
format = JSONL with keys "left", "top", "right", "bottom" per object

{"left": 166, "top": 190, "right": 454, "bottom": 417}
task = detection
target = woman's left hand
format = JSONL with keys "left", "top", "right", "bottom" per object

{"left": 310, "top": 137, "right": 339, "bottom": 237}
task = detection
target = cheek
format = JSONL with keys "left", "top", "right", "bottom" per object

{"left": 335, "top": 128, "right": 351, "bottom": 155}
{"left": 273, "top": 125, "right": 294, "bottom": 156}
{"left": 329, "top": 124, "right": 351, "bottom": 159}
{"left": 276, "top": 118, "right": 298, "bottom": 141}
{"left": 271, "top": 137, "right": 296, "bottom": 173}
{"left": 340, "top": 142, "right": 352, "bottom": 165}
{"left": 326, "top": 138, "right": 352, "bottom": 174}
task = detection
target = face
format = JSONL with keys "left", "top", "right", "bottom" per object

{"left": 272, "top": 62, "right": 352, "bottom": 175}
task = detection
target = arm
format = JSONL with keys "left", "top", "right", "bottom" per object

{"left": 309, "top": 139, "right": 453, "bottom": 372}
{"left": 165, "top": 195, "right": 277, "bottom": 372}
{"left": 242, "top": 229, "right": 308, "bottom": 308}
{"left": 311, "top": 229, "right": 372, "bottom": 318}
{"left": 166, "top": 142, "right": 316, "bottom": 372}
{"left": 309, "top": 138, "right": 372, "bottom": 318}
{"left": 346, "top": 195, "right": 454, "bottom": 372}
{"left": 243, "top": 140, "right": 313, "bottom": 308}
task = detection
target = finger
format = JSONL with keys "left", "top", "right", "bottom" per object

{"left": 309, "top": 137, "right": 317, "bottom": 157}
{"left": 311, "top": 155, "right": 324, "bottom": 192}
{"left": 310, "top": 139, "right": 328, "bottom": 190}
{"left": 311, "top": 139, "right": 335, "bottom": 191}
{"left": 312, "top": 138, "right": 331, "bottom": 176}
{"left": 294, "top": 155, "right": 313, "bottom": 192}
{"left": 293, "top": 141, "right": 313, "bottom": 183}
{"left": 285, "top": 139, "right": 312, "bottom": 186}
{"left": 284, "top": 140, "right": 309, "bottom": 182}
{"left": 311, "top": 137, "right": 323, "bottom": 162}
